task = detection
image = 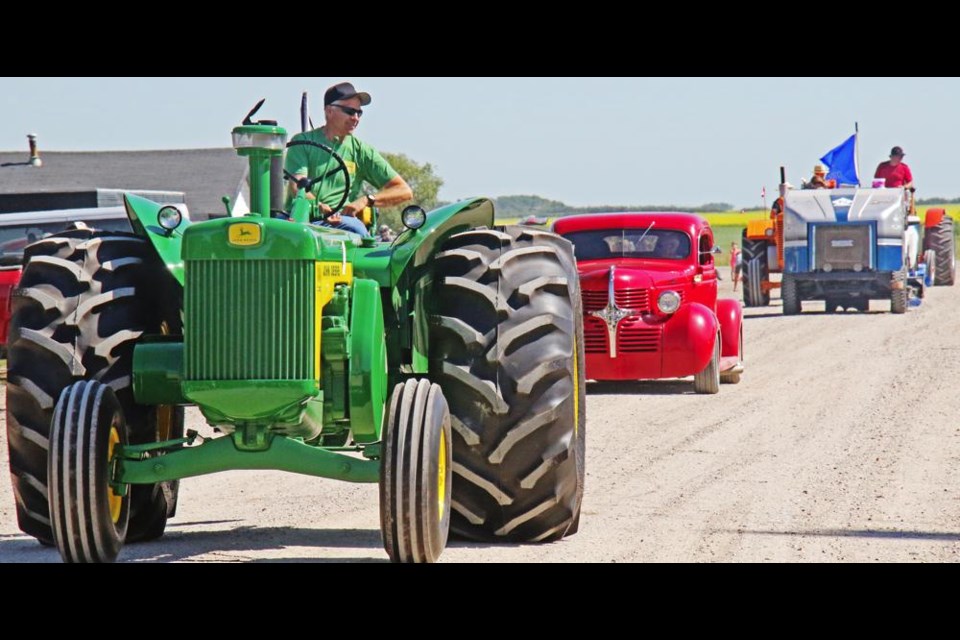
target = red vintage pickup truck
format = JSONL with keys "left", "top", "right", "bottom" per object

{"left": 553, "top": 212, "right": 743, "bottom": 393}
{"left": 0, "top": 208, "right": 133, "bottom": 355}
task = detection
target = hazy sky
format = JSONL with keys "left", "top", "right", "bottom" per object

{"left": 2, "top": 77, "right": 957, "bottom": 208}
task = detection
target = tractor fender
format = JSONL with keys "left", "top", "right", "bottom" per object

{"left": 123, "top": 193, "right": 189, "bottom": 286}
{"left": 661, "top": 301, "right": 719, "bottom": 378}
{"left": 715, "top": 298, "right": 743, "bottom": 358}
{"left": 349, "top": 278, "right": 388, "bottom": 444}
{"left": 388, "top": 198, "right": 495, "bottom": 282}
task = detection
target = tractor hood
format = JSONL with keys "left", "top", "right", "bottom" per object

{"left": 783, "top": 187, "right": 908, "bottom": 242}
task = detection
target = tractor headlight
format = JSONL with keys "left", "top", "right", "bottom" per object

{"left": 231, "top": 130, "right": 287, "bottom": 151}
{"left": 657, "top": 290, "right": 681, "bottom": 314}
{"left": 158, "top": 206, "right": 183, "bottom": 232}
{"left": 402, "top": 205, "right": 427, "bottom": 230}
{"left": 823, "top": 263, "right": 833, "bottom": 272}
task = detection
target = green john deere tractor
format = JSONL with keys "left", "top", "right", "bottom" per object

{"left": 5, "top": 101, "right": 585, "bottom": 563}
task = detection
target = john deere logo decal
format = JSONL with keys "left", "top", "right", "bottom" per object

{"left": 229, "top": 223, "right": 261, "bottom": 246}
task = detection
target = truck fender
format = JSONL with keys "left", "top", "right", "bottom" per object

{"left": 662, "top": 302, "right": 718, "bottom": 376}
{"left": 715, "top": 298, "right": 743, "bottom": 359}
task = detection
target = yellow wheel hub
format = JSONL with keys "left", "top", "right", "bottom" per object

{"left": 437, "top": 429, "right": 447, "bottom": 521}
{"left": 107, "top": 424, "right": 123, "bottom": 524}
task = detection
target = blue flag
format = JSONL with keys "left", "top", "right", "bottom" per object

{"left": 820, "top": 134, "right": 859, "bottom": 186}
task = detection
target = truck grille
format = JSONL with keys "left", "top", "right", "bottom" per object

{"left": 582, "top": 288, "right": 651, "bottom": 313}
{"left": 814, "top": 225, "right": 871, "bottom": 272}
{"left": 618, "top": 320, "right": 661, "bottom": 353}
{"left": 584, "top": 317, "right": 608, "bottom": 354}
{"left": 185, "top": 260, "right": 315, "bottom": 380}
{"left": 583, "top": 316, "right": 662, "bottom": 354}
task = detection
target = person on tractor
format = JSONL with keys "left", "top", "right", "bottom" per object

{"left": 771, "top": 182, "right": 794, "bottom": 216}
{"left": 804, "top": 164, "right": 836, "bottom": 189}
{"left": 284, "top": 81, "right": 413, "bottom": 237}
{"left": 874, "top": 146, "right": 914, "bottom": 190}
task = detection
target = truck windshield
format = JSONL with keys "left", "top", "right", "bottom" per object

{"left": 563, "top": 229, "right": 691, "bottom": 261}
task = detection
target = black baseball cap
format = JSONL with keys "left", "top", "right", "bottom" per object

{"left": 324, "top": 82, "right": 371, "bottom": 107}
{"left": 890, "top": 146, "right": 905, "bottom": 157}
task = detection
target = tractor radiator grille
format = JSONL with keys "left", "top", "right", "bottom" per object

{"left": 814, "top": 225, "right": 872, "bottom": 272}
{"left": 185, "top": 260, "right": 315, "bottom": 380}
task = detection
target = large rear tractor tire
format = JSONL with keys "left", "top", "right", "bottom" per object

{"left": 379, "top": 379, "right": 452, "bottom": 563}
{"left": 741, "top": 232, "right": 770, "bottom": 307}
{"left": 49, "top": 380, "right": 130, "bottom": 563}
{"left": 5, "top": 230, "right": 182, "bottom": 545}
{"left": 429, "top": 226, "right": 585, "bottom": 543}
{"left": 925, "top": 215, "right": 955, "bottom": 286}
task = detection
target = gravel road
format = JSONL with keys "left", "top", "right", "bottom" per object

{"left": 3, "top": 277, "right": 958, "bottom": 562}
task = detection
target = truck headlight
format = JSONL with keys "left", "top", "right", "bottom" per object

{"left": 657, "top": 290, "right": 681, "bottom": 314}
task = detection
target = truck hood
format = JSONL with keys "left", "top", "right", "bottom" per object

{"left": 579, "top": 260, "right": 695, "bottom": 290}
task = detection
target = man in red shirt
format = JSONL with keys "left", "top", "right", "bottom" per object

{"left": 874, "top": 146, "right": 914, "bottom": 189}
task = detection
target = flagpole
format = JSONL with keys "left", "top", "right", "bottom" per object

{"left": 854, "top": 121, "right": 860, "bottom": 187}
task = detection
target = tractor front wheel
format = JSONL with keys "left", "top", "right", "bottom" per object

{"left": 49, "top": 380, "right": 130, "bottom": 563}
{"left": 379, "top": 379, "right": 452, "bottom": 563}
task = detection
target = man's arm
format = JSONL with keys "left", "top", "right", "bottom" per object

{"left": 902, "top": 164, "right": 914, "bottom": 190}
{"left": 342, "top": 175, "right": 414, "bottom": 218}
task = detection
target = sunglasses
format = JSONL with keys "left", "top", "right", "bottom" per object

{"left": 330, "top": 104, "right": 363, "bottom": 117}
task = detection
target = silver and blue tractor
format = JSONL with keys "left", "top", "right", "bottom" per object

{"left": 779, "top": 187, "right": 934, "bottom": 314}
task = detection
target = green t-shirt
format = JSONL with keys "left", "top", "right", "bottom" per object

{"left": 284, "top": 128, "right": 398, "bottom": 210}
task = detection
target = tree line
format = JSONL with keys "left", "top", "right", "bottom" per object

{"left": 372, "top": 152, "right": 957, "bottom": 231}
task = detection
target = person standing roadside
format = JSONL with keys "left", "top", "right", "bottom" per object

{"left": 730, "top": 241, "right": 742, "bottom": 292}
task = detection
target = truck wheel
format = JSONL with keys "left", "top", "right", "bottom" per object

{"left": 693, "top": 333, "right": 720, "bottom": 394}
{"left": 891, "top": 269, "right": 908, "bottom": 314}
{"left": 5, "top": 230, "right": 181, "bottom": 545}
{"left": 49, "top": 380, "right": 130, "bottom": 562}
{"left": 430, "top": 226, "right": 585, "bottom": 543}
{"left": 781, "top": 275, "right": 801, "bottom": 315}
{"left": 379, "top": 379, "right": 452, "bottom": 563}
{"left": 741, "top": 232, "right": 770, "bottom": 307}
{"left": 927, "top": 216, "right": 955, "bottom": 286}
{"left": 719, "top": 328, "right": 742, "bottom": 384}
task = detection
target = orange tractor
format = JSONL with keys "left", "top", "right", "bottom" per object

{"left": 741, "top": 170, "right": 787, "bottom": 307}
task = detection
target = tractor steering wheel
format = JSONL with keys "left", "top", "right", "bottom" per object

{"left": 283, "top": 139, "right": 352, "bottom": 218}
